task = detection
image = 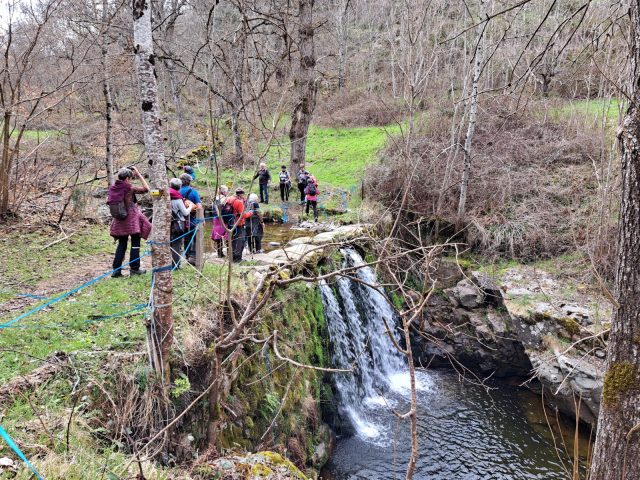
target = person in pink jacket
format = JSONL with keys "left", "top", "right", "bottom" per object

{"left": 304, "top": 174, "right": 319, "bottom": 222}
{"left": 107, "top": 167, "right": 151, "bottom": 277}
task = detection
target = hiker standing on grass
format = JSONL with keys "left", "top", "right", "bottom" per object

{"left": 297, "top": 164, "right": 310, "bottom": 204}
{"left": 227, "top": 188, "right": 253, "bottom": 262}
{"left": 279, "top": 165, "right": 291, "bottom": 202}
{"left": 169, "top": 178, "right": 193, "bottom": 269}
{"left": 107, "top": 167, "right": 151, "bottom": 277}
{"left": 245, "top": 193, "right": 265, "bottom": 254}
{"left": 211, "top": 185, "right": 231, "bottom": 258}
{"left": 305, "top": 174, "right": 319, "bottom": 222}
{"left": 253, "top": 163, "right": 271, "bottom": 204}
{"left": 179, "top": 173, "right": 203, "bottom": 264}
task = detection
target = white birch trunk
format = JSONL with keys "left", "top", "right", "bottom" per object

{"left": 457, "top": 47, "right": 481, "bottom": 219}
{"left": 132, "top": 0, "right": 173, "bottom": 381}
{"left": 101, "top": 0, "right": 114, "bottom": 186}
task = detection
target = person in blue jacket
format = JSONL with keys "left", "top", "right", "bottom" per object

{"left": 179, "top": 173, "right": 203, "bottom": 264}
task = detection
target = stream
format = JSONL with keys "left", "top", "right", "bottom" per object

{"left": 319, "top": 248, "right": 590, "bottom": 480}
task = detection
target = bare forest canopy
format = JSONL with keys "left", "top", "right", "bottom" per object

{"left": 0, "top": 0, "right": 628, "bottom": 263}
{"left": 2, "top": 1, "right": 640, "bottom": 480}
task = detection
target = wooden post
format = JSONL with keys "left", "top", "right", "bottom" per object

{"left": 195, "top": 208, "right": 204, "bottom": 270}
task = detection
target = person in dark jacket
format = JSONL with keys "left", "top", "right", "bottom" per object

{"left": 297, "top": 164, "right": 310, "bottom": 204}
{"left": 279, "top": 165, "right": 291, "bottom": 202}
{"left": 179, "top": 173, "right": 202, "bottom": 264}
{"left": 107, "top": 167, "right": 151, "bottom": 277}
{"left": 305, "top": 175, "right": 319, "bottom": 222}
{"left": 253, "top": 163, "right": 271, "bottom": 204}
{"left": 245, "top": 193, "right": 264, "bottom": 254}
{"left": 169, "top": 178, "right": 194, "bottom": 268}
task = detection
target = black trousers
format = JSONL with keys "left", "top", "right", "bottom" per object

{"left": 113, "top": 234, "right": 141, "bottom": 271}
{"left": 214, "top": 239, "right": 225, "bottom": 257}
{"left": 232, "top": 227, "right": 246, "bottom": 262}
{"left": 170, "top": 232, "right": 183, "bottom": 268}
{"left": 298, "top": 183, "right": 306, "bottom": 202}
{"left": 184, "top": 218, "right": 196, "bottom": 258}
{"left": 280, "top": 183, "right": 289, "bottom": 201}
{"left": 247, "top": 234, "right": 262, "bottom": 253}
{"left": 306, "top": 200, "right": 318, "bottom": 221}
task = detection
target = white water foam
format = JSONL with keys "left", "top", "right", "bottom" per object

{"left": 320, "top": 248, "right": 432, "bottom": 445}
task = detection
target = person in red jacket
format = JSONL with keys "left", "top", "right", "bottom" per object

{"left": 226, "top": 187, "right": 252, "bottom": 262}
{"left": 305, "top": 175, "right": 319, "bottom": 222}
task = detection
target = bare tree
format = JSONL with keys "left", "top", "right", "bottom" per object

{"left": 101, "top": 0, "right": 115, "bottom": 186}
{"left": 289, "top": 0, "right": 317, "bottom": 177}
{"left": 0, "top": 0, "right": 62, "bottom": 215}
{"left": 589, "top": 3, "right": 640, "bottom": 478}
{"left": 457, "top": 39, "right": 482, "bottom": 220}
{"left": 132, "top": 0, "right": 174, "bottom": 380}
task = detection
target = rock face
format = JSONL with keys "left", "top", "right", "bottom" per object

{"left": 415, "top": 261, "right": 609, "bottom": 427}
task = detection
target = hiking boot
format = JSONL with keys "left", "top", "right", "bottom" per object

{"left": 130, "top": 268, "right": 147, "bottom": 276}
{"left": 188, "top": 257, "right": 196, "bottom": 266}
{"left": 111, "top": 271, "right": 123, "bottom": 278}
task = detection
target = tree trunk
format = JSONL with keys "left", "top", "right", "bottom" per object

{"left": 0, "top": 110, "right": 12, "bottom": 213}
{"left": 231, "top": 109, "right": 244, "bottom": 167}
{"left": 101, "top": 0, "right": 114, "bottom": 186}
{"left": 289, "top": 0, "right": 317, "bottom": 177}
{"left": 132, "top": 0, "right": 173, "bottom": 381}
{"left": 457, "top": 48, "right": 481, "bottom": 220}
{"left": 589, "top": 6, "right": 640, "bottom": 476}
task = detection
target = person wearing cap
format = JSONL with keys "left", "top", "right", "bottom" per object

{"left": 183, "top": 165, "right": 196, "bottom": 181}
{"left": 107, "top": 166, "right": 151, "bottom": 277}
{"left": 179, "top": 173, "right": 203, "bottom": 264}
{"left": 226, "top": 187, "right": 253, "bottom": 262}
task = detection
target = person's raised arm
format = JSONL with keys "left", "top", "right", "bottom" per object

{"left": 131, "top": 166, "right": 150, "bottom": 193}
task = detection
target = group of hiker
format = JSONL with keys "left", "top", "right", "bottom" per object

{"left": 107, "top": 162, "right": 320, "bottom": 275}
{"left": 253, "top": 162, "right": 319, "bottom": 216}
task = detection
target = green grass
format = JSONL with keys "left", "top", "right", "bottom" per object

{"left": 0, "top": 226, "right": 114, "bottom": 287}
{"left": 266, "top": 124, "right": 401, "bottom": 191}
{"left": 189, "top": 123, "right": 400, "bottom": 212}
{"left": 546, "top": 98, "right": 622, "bottom": 126}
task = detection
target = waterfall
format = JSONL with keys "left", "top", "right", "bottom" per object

{"left": 320, "top": 248, "right": 417, "bottom": 441}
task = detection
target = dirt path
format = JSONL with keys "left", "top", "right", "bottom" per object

{"left": 0, "top": 250, "right": 152, "bottom": 316}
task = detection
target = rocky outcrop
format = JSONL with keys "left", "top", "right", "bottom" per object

{"left": 415, "top": 260, "right": 609, "bottom": 427}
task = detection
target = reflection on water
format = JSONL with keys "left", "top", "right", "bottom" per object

{"left": 202, "top": 221, "right": 311, "bottom": 254}
{"left": 322, "top": 370, "right": 591, "bottom": 480}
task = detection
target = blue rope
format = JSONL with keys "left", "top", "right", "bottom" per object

{"left": 1, "top": 305, "right": 148, "bottom": 330}
{"left": 0, "top": 251, "right": 151, "bottom": 329}
{"left": 0, "top": 425, "right": 44, "bottom": 480}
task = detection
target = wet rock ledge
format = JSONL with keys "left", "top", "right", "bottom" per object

{"left": 415, "top": 259, "right": 610, "bottom": 428}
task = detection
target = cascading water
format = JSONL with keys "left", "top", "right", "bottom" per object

{"left": 319, "top": 248, "right": 425, "bottom": 442}
{"left": 320, "top": 248, "right": 581, "bottom": 479}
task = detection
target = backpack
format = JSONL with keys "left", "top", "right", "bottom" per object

{"left": 307, "top": 183, "right": 317, "bottom": 196}
{"left": 171, "top": 209, "right": 184, "bottom": 235}
{"left": 220, "top": 199, "right": 236, "bottom": 228}
{"left": 108, "top": 200, "right": 128, "bottom": 220}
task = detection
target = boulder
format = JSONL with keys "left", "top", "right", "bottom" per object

{"left": 445, "top": 279, "right": 485, "bottom": 309}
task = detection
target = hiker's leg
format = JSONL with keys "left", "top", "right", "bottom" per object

{"left": 264, "top": 184, "right": 269, "bottom": 204}
{"left": 113, "top": 236, "right": 128, "bottom": 270}
{"left": 299, "top": 184, "right": 305, "bottom": 202}
{"left": 306, "top": 201, "right": 310, "bottom": 215}
{"left": 170, "top": 232, "right": 182, "bottom": 267}
{"left": 280, "top": 183, "right": 285, "bottom": 201}
{"left": 312, "top": 201, "right": 318, "bottom": 221}
{"left": 130, "top": 234, "right": 141, "bottom": 270}
{"left": 232, "top": 228, "right": 244, "bottom": 262}
{"left": 255, "top": 234, "right": 262, "bottom": 252}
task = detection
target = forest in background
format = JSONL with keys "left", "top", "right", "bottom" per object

{"left": 1, "top": 0, "right": 639, "bottom": 479}
{"left": 0, "top": 0, "right": 627, "bottom": 277}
